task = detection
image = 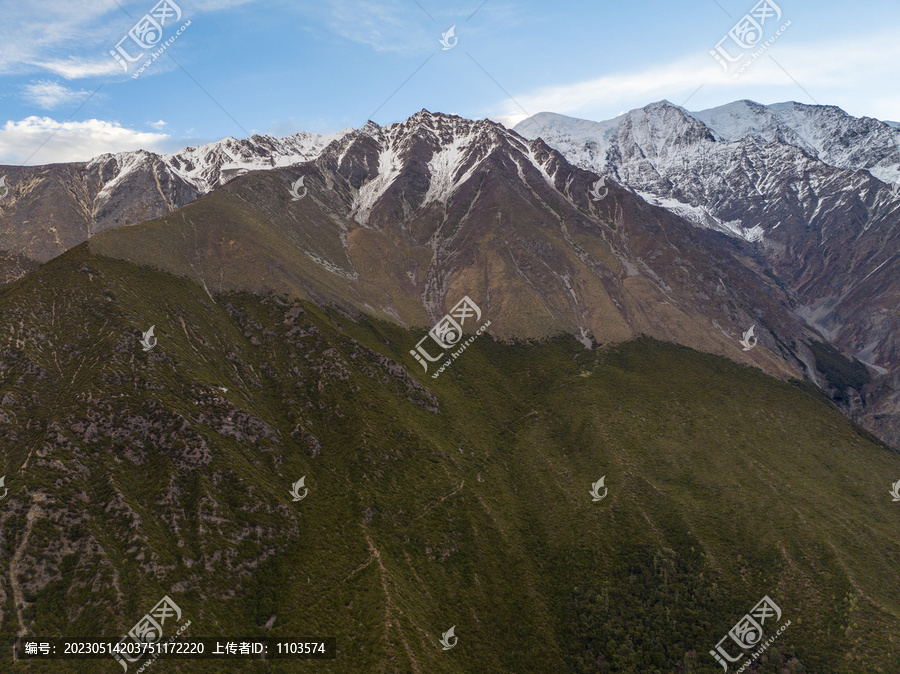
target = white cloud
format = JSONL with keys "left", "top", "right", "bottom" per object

{"left": 0, "top": 117, "right": 171, "bottom": 165}
{"left": 302, "top": 0, "right": 518, "bottom": 58}
{"left": 148, "top": 120, "right": 168, "bottom": 130}
{"left": 191, "top": 0, "right": 260, "bottom": 8}
{"left": 22, "top": 80, "right": 90, "bottom": 109}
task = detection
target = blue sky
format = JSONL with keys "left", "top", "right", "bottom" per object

{"left": 1, "top": 0, "right": 898, "bottom": 164}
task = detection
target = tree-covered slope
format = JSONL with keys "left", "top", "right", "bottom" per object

{"left": 0, "top": 246, "right": 898, "bottom": 672}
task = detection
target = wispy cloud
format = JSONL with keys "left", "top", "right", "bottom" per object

{"left": 485, "top": 29, "right": 900, "bottom": 127}
{"left": 0, "top": 0, "right": 259, "bottom": 80}
{"left": 0, "top": 117, "right": 171, "bottom": 165}
{"left": 302, "top": 0, "right": 434, "bottom": 53}
{"left": 312, "top": 0, "right": 515, "bottom": 53}
{"left": 0, "top": 1, "right": 115, "bottom": 77}
{"left": 191, "top": 0, "right": 259, "bottom": 9}
{"left": 28, "top": 58, "right": 121, "bottom": 80}
{"left": 148, "top": 120, "right": 168, "bottom": 130}
{"left": 22, "top": 81, "right": 91, "bottom": 109}
{"left": 486, "top": 56, "right": 717, "bottom": 128}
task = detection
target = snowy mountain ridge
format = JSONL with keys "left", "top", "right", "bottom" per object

{"left": 88, "top": 127, "right": 353, "bottom": 196}
{"left": 514, "top": 100, "right": 900, "bottom": 244}
{"left": 693, "top": 100, "right": 900, "bottom": 183}
{"left": 515, "top": 100, "right": 900, "bottom": 408}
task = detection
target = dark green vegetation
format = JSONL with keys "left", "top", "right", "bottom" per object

{"left": 1, "top": 246, "right": 899, "bottom": 673}
{"left": 806, "top": 339, "right": 871, "bottom": 398}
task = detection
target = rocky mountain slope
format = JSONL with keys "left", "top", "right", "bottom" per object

{"left": 1, "top": 246, "right": 899, "bottom": 672}
{"left": 515, "top": 102, "right": 900, "bottom": 447}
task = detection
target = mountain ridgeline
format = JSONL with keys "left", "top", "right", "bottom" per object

{"left": 0, "top": 128, "right": 351, "bottom": 269}
{"left": 84, "top": 112, "right": 811, "bottom": 388}
{"left": 0, "top": 246, "right": 899, "bottom": 672}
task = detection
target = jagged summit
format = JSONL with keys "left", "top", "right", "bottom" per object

{"left": 644, "top": 98, "right": 682, "bottom": 110}
{"left": 161, "top": 127, "right": 354, "bottom": 193}
{"left": 515, "top": 99, "right": 900, "bottom": 238}
{"left": 321, "top": 107, "right": 558, "bottom": 227}
{"left": 692, "top": 100, "right": 900, "bottom": 177}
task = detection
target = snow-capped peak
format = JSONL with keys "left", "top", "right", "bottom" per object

{"left": 693, "top": 100, "right": 900, "bottom": 182}
{"left": 346, "top": 111, "right": 507, "bottom": 224}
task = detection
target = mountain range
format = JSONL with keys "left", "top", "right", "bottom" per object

{"left": 2, "top": 101, "right": 893, "bottom": 446}
{"left": 1, "top": 101, "right": 900, "bottom": 672}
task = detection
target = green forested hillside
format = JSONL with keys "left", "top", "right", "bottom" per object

{"left": 0, "top": 245, "right": 898, "bottom": 673}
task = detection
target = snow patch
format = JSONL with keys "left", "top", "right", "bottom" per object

{"left": 635, "top": 191, "right": 765, "bottom": 243}
{"left": 350, "top": 143, "right": 402, "bottom": 226}
{"left": 422, "top": 132, "right": 482, "bottom": 205}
